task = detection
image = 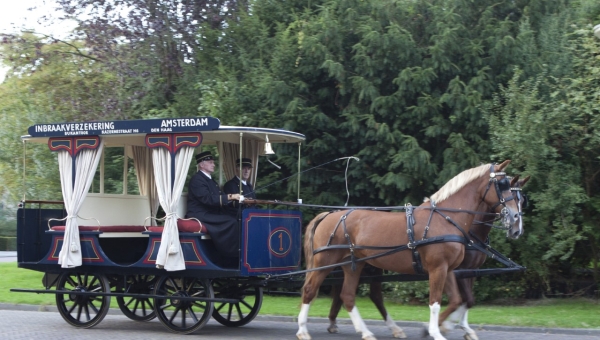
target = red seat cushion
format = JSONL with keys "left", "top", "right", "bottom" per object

{"left": 146, "top": 219, "right": 207, "bottom": 234}
{"left": 177, "top": 219, "right": 207, "bottom": 233}
{"left": 51, "top": 225, "right": 147, "bottom": 232}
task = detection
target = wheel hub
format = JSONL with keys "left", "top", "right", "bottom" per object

{"left": 169, "top": 291, "right": 190, "bottom": 308}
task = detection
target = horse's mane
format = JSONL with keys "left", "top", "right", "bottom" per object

{"left": 424, "top": 163, "right": 489, "bottom": 203}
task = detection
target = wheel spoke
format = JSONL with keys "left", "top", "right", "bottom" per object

{"left": 158, "top": 302, "right": 173, "bottom": 311}
{"left": 88, "top": 275, "right": 98, "bottom": 289}
{"left": 66, "top": 276, "right": 77, "bottom": 288}
{"left": 167, "top": 277, "right": 178, "bottom": 290}
{"left": 227, "top": 303, "right": 233, "bottom": 319}
{"left": 68, "top": 301, "right": 77, "bottom": 314}
{"left": 188, "top": 307, "right": 199, "bottom": 322}
{"left": 84, "top": 303, "right": 91, "bottom": 321}
{"left": 240, "top": 299, "right": 252, "bottom": 310}
{"left": 124, "top": 297, "right": 134, "bottom": 307}
{"left": 192, "top": 301, "right": 206, "bottom": 309}
{"left": 87, "top": 299, "right": 100, "bottom": 314}
{"left": 235, "top": 303, "right": 244, "bottom": 319}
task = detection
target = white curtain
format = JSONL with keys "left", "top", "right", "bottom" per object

{"left": 130, "top": 146, "right": 160, "bottom": 226}
{"left": 57, "top": 140, "right": 105, "bottom": 268}
{"left": 152, "top": 145, "right": 195, "bottom": 271}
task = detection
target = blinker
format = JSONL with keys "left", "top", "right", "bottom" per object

{"left": 497, "top": 178, "right": 511, "bottom": 192}
{"left": 521, "top": 193, "right": 529, "bottom": 209}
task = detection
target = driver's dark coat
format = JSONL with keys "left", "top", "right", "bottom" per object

{"left": 223, "top": 176, "right": 256, "bottom": 216}
{"left": 186, "top": 171, "right": 238, "bottom": 258}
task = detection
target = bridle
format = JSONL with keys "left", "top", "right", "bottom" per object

{"left": 480, "top": 163, "right": 517, "bottom": 230}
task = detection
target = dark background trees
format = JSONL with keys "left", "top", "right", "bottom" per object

{"left": 1, "top": 0, "right": 599, "bottom": 299}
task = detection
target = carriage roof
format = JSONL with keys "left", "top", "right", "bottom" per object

{"left": 21, "top": 117, "right": 306, "bottom": 146}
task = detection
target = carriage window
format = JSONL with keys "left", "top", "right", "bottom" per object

{"left": 89, "top": 147, "right": 139, "bottom": 195}
{"left": 104, "top": 147, "right": 125, "bottom": 194}
{"left": 126, "top": 157, "right": 140, "bottom": 195}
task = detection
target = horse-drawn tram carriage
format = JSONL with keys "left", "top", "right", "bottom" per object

{"left": 14, "top": 117, "right": 306, "bottom": 333}
{"left": 12, "top": 117, "right": 528, "bottom": 340}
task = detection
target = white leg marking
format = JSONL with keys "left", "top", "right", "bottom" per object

{"left": 459, "top": 309, "right": 478, "bottom": 340}
{"left": 296, "top": 303, "right": 311, "bottom": 340}
{"left": 428, "top": 302, "right": 447, "bottom": 340}
{"left": 348, "top": 306, "right": 376, "bottom": 340}
{"left": 385, "top": 314, "right": 406, "bottom": 338}
{"left": 442, "top": 303, "right": 466, "bottom": 333}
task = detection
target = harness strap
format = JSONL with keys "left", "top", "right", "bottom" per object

{"left": 465, "top": 237, "right": 521, "bottom": 268}
{"left": 405, "top": 204, "right": 425, "bottom": 274}
{"left": 322, "top": 210, "right": 357, "bottom": 271}
{"left": 307, "top": 234, "right": 468, "bottom": 277}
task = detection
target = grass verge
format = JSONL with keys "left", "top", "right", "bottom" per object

{"left": 2, "top": 262, "right": 599, "bottom": 329}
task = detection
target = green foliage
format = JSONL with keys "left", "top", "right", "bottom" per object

{"left": 484, "top": 9, "right": 600, "bottom": 289}
{"left": 1, "top": 0, "right": 599, "bottom": 298}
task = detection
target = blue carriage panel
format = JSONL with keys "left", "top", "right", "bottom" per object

{"left": 41, "top": 231, "right": 119, "bottom": 266}
{"left": 17, "top": 208, "right": 65, "bottom": 263}
{"left": 136, "top": 232, "right": 222, "bottom": 270}
{"left": 241, "top": 209, "right": 302, "bottom": 275}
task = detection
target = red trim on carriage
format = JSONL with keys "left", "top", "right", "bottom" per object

{"left": 144, "top": 133, "right": 202, "bottom": 153}
{"left": 48, "top": 136, "right": 100, "bottom": 156}
{"left": 50, "top": 225, "right": 147, "bottom": 232}
{"left": 51, "top": 219, "right": 206, "bottom": 233}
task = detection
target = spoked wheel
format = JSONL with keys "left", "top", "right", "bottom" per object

{"left": 212, "top": 279, "right": 263, "bottom": 327}
{"left": 153, "top": 276, "right": 214, "bottom": 334}
{"left": 116, "top": 275, "right": 157, "bottom": 321}
{"left": 55, "top": 272, "right": 111, "bottom": 328}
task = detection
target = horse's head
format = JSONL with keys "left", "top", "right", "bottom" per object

{"left": 481, "top": 160, "right": 522, "bottom": 239}
{"left": 507, "top": 174, "right": 530, "bottom": 239}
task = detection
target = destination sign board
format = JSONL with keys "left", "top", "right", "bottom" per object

{"left": 27, "top": 117, "right": 220, "bottom": 137}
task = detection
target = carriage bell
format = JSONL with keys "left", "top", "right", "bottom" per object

{"left": 264, "top": 135, "right": 275, "bottom": 155}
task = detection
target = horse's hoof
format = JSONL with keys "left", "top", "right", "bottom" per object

{"left": 441, "top": 321, "right": 455, "bottom": 334}
{"left": 296, "top": 332, "right": 312, "bottom": 340}
{"left": 327, "top": 325, "right": 339, "bottom": 334}
{"left": 464, "top": 332, "right": 479, "bottom": 340}
{"left": 362, "top": 334, "right": 377, "bottom": 340}
{"left": 392, "top": 329, "right": 407, "bottom": 338}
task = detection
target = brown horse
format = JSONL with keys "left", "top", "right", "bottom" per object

{"left": 296, "top": 161, "right": 522, "bottom": 340}
{"left": 325, "top": 175, "right": 530, "bottom": 339}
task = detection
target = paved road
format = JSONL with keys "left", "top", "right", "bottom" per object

{"left": 2, "top": 253, "right": 599, "bottom": 339}
{"left": 0, "top": 251, "right": 17, "bottom": 263}
{"left": 0, "top": 307, "right": 598, "bottom": 340}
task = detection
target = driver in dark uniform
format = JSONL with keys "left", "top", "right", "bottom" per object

{"left": 223, "top": 158, "right": 257, "bottom": 217}
{"left": 186, "top": 151, "right": 243, "bottom": 263}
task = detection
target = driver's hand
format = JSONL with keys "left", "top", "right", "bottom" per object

{"left": 239, "top": 195, "right": 245, "bottom": 203}
{"left": 228, "top": 194, "right": 241, "bottom": 201}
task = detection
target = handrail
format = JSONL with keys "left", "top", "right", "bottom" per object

{"left": 20, "top": 200, "right": 65, "bottom": 205}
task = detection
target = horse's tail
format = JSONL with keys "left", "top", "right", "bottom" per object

{"left": 303, "top": 211, "right": 332, "bottom": 270}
